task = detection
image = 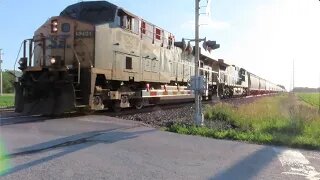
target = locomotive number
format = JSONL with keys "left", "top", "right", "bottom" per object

{"left": 75, "top": 31, "right": 94, "bottom": 38}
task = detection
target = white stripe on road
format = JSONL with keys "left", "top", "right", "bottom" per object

{"left": 273, "top": 147, "right": 320, "bottom": 180}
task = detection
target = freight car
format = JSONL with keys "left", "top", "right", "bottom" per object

{"left": 14, "top": 1, "right": 284, "bottom": 115}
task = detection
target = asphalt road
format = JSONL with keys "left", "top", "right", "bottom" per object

{"left": 0, "top": 115, "right": 320, "bottom": 180}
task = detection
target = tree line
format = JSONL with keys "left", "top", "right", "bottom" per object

{"left": 1, "top": 70, "right": 15, "bottom": 93}
{"left": 293, "top": 87, "right": 320, "bottom": 93}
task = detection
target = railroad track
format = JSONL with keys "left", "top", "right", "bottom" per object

{"left": 0, "top": 94, "right": 274, "bottom": 127}
{"left": 106, "top": 93, "right": 277, "bottom": 117}
{"left": 0, "top": 106, "right": 14, "bottom": 112}
{"left": 112, "top": 94, "right": 275, "bottom": 127}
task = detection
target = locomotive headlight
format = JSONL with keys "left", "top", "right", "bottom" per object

{"left": 51, "top": 19, "right": 58, "bottom": 33}
{"left": 52, "top": 27, "right": 58, "bottom": 32}
{"left": 52, "top": 20, "right": 58, "bottom": 26}
{"left": 50, "top": 57, "right": 56, "bottom": 64}
{"left": 18, "top": 59, "right": 24, "bottom": 65}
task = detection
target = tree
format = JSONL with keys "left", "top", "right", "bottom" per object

{"left": 2, "top": 70, "right": 15, "bottom": 93}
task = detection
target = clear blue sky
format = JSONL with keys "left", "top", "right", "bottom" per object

{"left": 1, "top": 0, "right": 319, "bottom": 89}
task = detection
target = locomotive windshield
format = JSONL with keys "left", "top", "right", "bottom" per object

{"left": 60, "top": 1, "right": 117, "bottom": 25}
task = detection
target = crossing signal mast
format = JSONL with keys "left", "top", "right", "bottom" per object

{"left": 192, "top": 0, "right": 219, "bottom": 125}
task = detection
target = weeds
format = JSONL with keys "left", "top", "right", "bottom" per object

{"left": 167, "top": 94, "right": 320, "bottom": 149}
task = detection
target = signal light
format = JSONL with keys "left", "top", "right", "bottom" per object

{"left": 51, "top": 19, "right": 58, "bottom": 33}
{"left": 174, "top": 38, "right": 187, "bottom": 51}
{"left": 202, "top": 38, "right": 220, "bottom": 52}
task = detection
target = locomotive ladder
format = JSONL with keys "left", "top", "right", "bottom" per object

{"left": 72, "top": 76, "right": 86, "bottom": 108}
{"left": 72, "top": 48, "right": 86, "bottom": 108}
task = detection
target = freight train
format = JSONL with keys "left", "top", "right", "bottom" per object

{"left": 14, "top": 1, "right": 285, "bottom": 115}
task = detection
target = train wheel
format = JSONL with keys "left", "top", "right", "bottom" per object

{"left": 228, "top": 88, "right": 234, "bottom": 98}
{"left": 218, "top": 85, "right": 225, "bottom": 99}
{"left": 133, "top": 98, "right": 144, "bottom": 109}
{"left": 223, "top": 88, "right": 229, "bottom": 98}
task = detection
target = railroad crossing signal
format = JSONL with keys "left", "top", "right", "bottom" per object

{"left": 203, "top": 39, "right": 220, "bottom": 52}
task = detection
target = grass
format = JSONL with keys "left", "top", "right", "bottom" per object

{"left": 0, "top": 94, "right": 14, "bottom": 108}
{"left": 167, "top": 94, "right": 320, "bottom": 149}
{"left": 298, "top": 93, "right": 320, "bottom": 107}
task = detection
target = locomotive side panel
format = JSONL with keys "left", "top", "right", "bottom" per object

{"left": 113, "top": 29, "right": 141, "bottom": 81}
{"left": 94, "top": 24, "right": 113, "bottom": 77}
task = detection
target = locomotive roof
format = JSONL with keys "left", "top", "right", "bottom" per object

{"left": 60, "top": 1, "right": 118, "bottom": 25}
{"left": 60, "top": 1, "right": 173, "bottom": 35}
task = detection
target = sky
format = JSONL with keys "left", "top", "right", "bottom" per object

{"left": 0, "top": 0, "right": 320, "bottom": 90}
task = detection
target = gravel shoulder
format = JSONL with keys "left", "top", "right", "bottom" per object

{"left": 117, "top": 95, "right": 266, "bottom": 128}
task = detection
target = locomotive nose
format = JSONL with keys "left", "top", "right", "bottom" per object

{"left": 33, "top": 17, "right": 74, "bottom": 68}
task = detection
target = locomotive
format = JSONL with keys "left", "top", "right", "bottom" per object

{"left": 14, "top": 1, "right": 285, "bottom": 115}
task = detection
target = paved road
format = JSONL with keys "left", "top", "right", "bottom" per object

{"left": 0, "top": 115, "right": 320, "bottom": 179}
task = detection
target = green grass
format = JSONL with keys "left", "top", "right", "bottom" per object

{"left": 298, "top": 93, "right": 320, "bottom": 107}
{"left": 167, "top": 94, "right": 320, "bottom": 149}
{"left": 0, "top": 94, "right": 14, "bottom": 108}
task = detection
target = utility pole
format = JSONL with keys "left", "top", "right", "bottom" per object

{"left": 194, "top": 0, "right": 203, "bottom": 126}
{"left": 318, "top": 73, "right": 320, "bottom": 114}
{"left": 292, "top": 59, "right": 294, "bottom": 93}
{"left": 0, "top": 49, "right": 3, "bottom": 96}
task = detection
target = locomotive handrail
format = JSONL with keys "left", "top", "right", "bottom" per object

{"left": 72, "top": 47, "right": 81, "bottom": 84}
{"left": 78, "top": 39, "right": 94, "bottom": 67}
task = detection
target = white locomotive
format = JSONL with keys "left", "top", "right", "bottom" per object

{"left": 15, "top": 1, "right": 285, "bottom": 115}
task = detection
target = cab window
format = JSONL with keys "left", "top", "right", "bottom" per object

{"left": 117, "top": 9, "right": 139, "bottom": 34}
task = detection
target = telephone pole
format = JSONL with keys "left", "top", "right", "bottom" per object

{"left": 194, "top": 0, "right": 203, "bottom": 125}
{"left": 318, "top": 73, "right": 320, "bottom": 114}
{"left": 0, "top": 49, "right": 3, "bottom": 96}
{"left": 292, "top": 59, "right": 295, "bottom": 93}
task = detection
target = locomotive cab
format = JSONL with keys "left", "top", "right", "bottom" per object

{"left": 15, "top": 1, "right": 147, "bottom": 115}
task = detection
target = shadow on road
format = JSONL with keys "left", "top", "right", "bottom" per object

{"left": 210, "top": 147, "right": 276, "bottom": 180}
{"left": 1, "top": 127, "right": 155, "bottom": 177}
